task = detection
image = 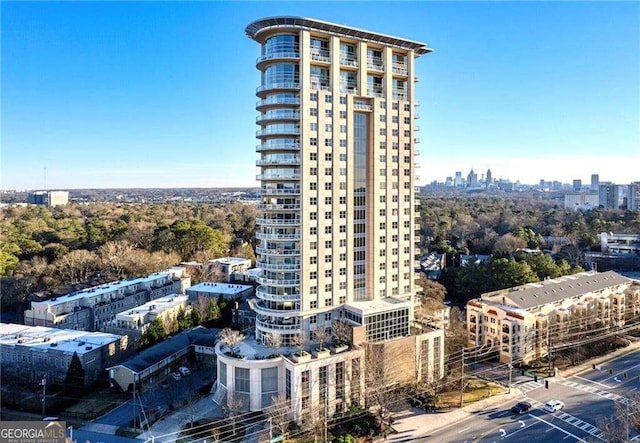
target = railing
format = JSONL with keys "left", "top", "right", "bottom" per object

{"left": 256, "top": 127, "right": 300, "bottom": 137}
{"left": 259, "top": 187, "right": 300, "bottom": 195}
{"left": 256, "top": 203, "right": 301, "bottom": 211}
{"left": 256, "top": 96, "right": 300, "bottom": 108}
{"left": 256, "top": 173, "right": 301, "bottom": 181}
{"left": 256, "top": 111, "right": 300, "bottom": 123}
{"left": 255, "top": 276, "right": 301, "bottom": 286}
{"left": 353, "top": 102, "right": 373, "bottom": 111}
{"left": 256, "top": 142, "right": 300, "bottom": 151}
{"left": 256, "top": 158, "right": 301, "bottom": 166}
{"left": 254, "top": 301, "right": 300, "bottom": 315}
{"left": 256, "top": 317, "right": 300, "bottom": 331}
{"left": 392, "top": 92, "right": 407, "bottom": 101}
{"left": 366, "top": 89, "right": 384, "bottom": 98}
{"left": 310, "top": 50, "right": 330, "bottom": 63}
{"left": 392, "top": 63, "right": 408, "bottom": 75}
{"left": 255, "top": 246, "right": 301, "bottom": 256}
{"left": 256, "top": 261, "right": 301, "bottom": 271}
{"left": 255, "top": 232, "right": 301, "bottom": 240}
{"left": 257, "top": 51, "right": 299, "bottom": 64}
{"left": 414, "top": 113, "right": 420, "bottom": 119}
{"left": 340, "top": 57, "right": 358, "bottom": 67}
{"left": 311, "top": 82, "right": 331, "bottom": 91}
{"left": 256, "top": 218, "right": 300, "bottom": 225}
{"left": 367, "top": 58, "right": 384, "bottom": 71}
{"left": 256, "top": 82, "right": 301, "bottom": 94}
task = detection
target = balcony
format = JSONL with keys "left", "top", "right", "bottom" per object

{"left": 256, "top": 158, "right": 301, "bottom": 167}
{"left": 254, "top": 301, "right": 300, "bottom": 316}
{"left": 310, "top": 50, "right": 330, "bottom": 63}
{"left": 255, "top": 246, "right": 300, "bottom": 256}
{"left": 340, "top": 56, "right": 358, "bottom": 68}
{"left": 256, "top": 203, "right": 300, "bottom": 211}
{"left": 469, "top": 315, "right": 477, "bottom": 323}
{"left": 260, "top": 187, "right": 300, "bottom": 196}
{"left": 414, "top": 125, "right": 421, "bottom": 131}
{"left": 392, "top": 92, "right": 407, "bottom": 101}
{"left": 256, "top": 51, "right": 300, "bottom": 68}
{"left": 256, "top": 142, "right": 300, "bottom": 152}
{"left": 256, "top": 126, "right": 300, "bottom": 137}
{"left": 255, "top": 275, "right": 300, "bottom": 286}
{"left": 255, "top": 232, "right": 300, "bottom": 241}
{"left": 414, "top": 138, "right": 421, "bottom": 144}
{"left": 414, "top": 150, "right": 421, "bottom": 156}
{"left": 367, "top": 58, "right": 384, "bottom": 71}
{"left": 256, "top": 96, "right": 300, "bottom": 110}
{"left": 414, "top": 113, "right": 420, "bottom": 119}
{"left": 256, "top": 111, "right": 300, "bottom": 124}
{"left": 256, "top": 286, "right": 300, "bottom": 302}
{"left": 414, "top": 75, "right": 420, "bottom": 83}
{"left": 256, "top": 317, "right": 300, "bottom": 332}
{"left": 366, "top": 88, "right": 384, "bottom": 98}
{"left": 392, "top": 63, "right": 408, "bottom": 75}
{"left": 256, "top": 82, "right": 301, "bottom": 97}
{"left": 353, "top": 101, "right": 373, "bottom": 111}
{"left": 256, "top": 218, "right": 300, "bottom": 226}
{"left": 256, "top": 260, "right": 301, "bottom": 271}
{"left": 256, "top": 172, "right": 301, "bottom": 181}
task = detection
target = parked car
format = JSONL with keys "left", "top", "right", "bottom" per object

{"left": 178, "top": 366, "right": 191, "bottom": 376}
{"left": 171, "top": 372, "right": 181, "bottom": 380}
{"left": 544, "top": 400, "right": 564, "bottom": 412}
{"left": 511, "top": 401, "right": 532, "bottom": 415}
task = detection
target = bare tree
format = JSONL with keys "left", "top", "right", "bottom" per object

{"left": 98, "top": 240, "right": 134, "bottom": 279}
{"left": 291, "top": 331, "right": 308, "bottom": 356}
{"left": 223, "top": 394, "right": 247, "bottom": 435}
{"left": 264, "top": 394, "right": 291, "bottom": 439}
{"left": 331, "top": 320, "right": 352, "bottom": 346}
{"left": 264, "top": 332, "right": 283, "bottom": 354}
{"left": 55, "top": 249, "right": 99, "bottom": 284}
{"left": 312, "top": 324, "right": 330, "bottom": 350}
{"left": 218, "top": 328, "right": 245, "bottom": 355}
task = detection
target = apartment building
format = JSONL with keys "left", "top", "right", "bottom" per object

{"left": 112, "top": 294, "right": 190, "bottom": 333}
{"left": 24, "top": 268, "right": 190, "bottom": 331}
{"left": 186, "top": 282, "right": 254, "bottom": 303}
{"left": 0, "top": 323, "right": 130, "bottom": 386}
{"left": 212, "top": 17, "right": 444, "bottom": 421}
{"left": 466, "top": 271, "right": 639, "bottom": 364}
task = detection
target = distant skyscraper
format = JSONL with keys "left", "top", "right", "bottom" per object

{"left": 572, "top": 179, "right": 582, "bottom": 192}
{"left": 629, "top": 182, "right": 640, "bottom": 210}
{"left": 591, "top": 174, "right": 599, "bottom": 191}
{"left": 485, "top": 169, "right": 492, "bottom": 188}
{"left": 466, "top": 168, "right": 477, "bottom": 187}
{"left": 599, "top": 183, "right": 619, "bottom": 209}
{"left": 454, "top": 171, "right": 463, "bottom": 187}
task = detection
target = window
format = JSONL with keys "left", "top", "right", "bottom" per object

{"left": 310, "top": 227, "right": 317, "bottom": 235}
{"left": 325, "top": 312, "right": 332, "bottom": 321}
{"left": 310, "top": 242, "right": 317, "bottom": 250}
{"left": 324, "top": 153, "right": 332, "bottom": 161}
{"left": 340, "top": 125, "right": 347, "bottom": 133}
{"left": 310, "top": 182, "right": 317, "bottom": 190}
{"left": 325, "top": 269, "right": 332, "bottom": 277}
{"left": 310, "top": 122, "right": 318, "bottom": 131}
{"left": 324, "top": 225, "right": 332, "bottom": 234}
{"left": 310, "top": 212, "right": 317, "bottom": 220}
{"left": 325, "top": 240, "right": 332, "bottom": 248}
{"left": 325, "top": 124, "right": 333, "bottom": 132}
{"left": 310, "top": 93, "right": 318, "bottom": 101}
{"left": 325, "top": 211, "right": 332, "bottom": 220}
{"left": 340, "top": 139, "right": 347, "bottom": 148}
{"left": 340, "top": 110, "right": 347, "bottom": 118}
{"left": 261, "top": 367, "right": 279, "bottom": 408}
{"left": 325, "top": 182, "right": 332, "bottom": 190}
{"left": 310, "top": 271, "right": 317, "bottom": 279}
{"left": 310, "top": 137, "right": 317, "bottom": 146}
{"left": 325, "top": 109, "right": 333, "bottom": 117}
{"left": 340, "top": 96, "right": 347, "bottom": 104}
{"left": 310, "top": 152, "right": 317, "bottom": 161}
{"left": 380, "top": 114, "right": 386, "bottom": 122}
{"left": 325, "top": 95, "right": 333, "bottom": 103}
{"left": 310, "top": 167, "right": 317, "bottom": 176}
{"left": 310, "top": 108, "right": 318, "bottom": 116}
{"left": 325, "top": 255, "right": 332, "bottom": 263}
{"left": 325, "top": 168, "right": 333, "bottom": 176}
{"left": 310, "top": 300, "right": 318, "bottom": 309}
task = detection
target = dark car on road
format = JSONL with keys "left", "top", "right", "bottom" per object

{"left": 511, "top": 401, "right": 532, "bottom": 415}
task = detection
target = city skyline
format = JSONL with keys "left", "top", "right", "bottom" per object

{"left": 2, "top": 2, "right": 639, "bottom": 190}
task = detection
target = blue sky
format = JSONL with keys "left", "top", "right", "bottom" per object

{"left": 2, "top": 1, "right": 638, "bottom": 189}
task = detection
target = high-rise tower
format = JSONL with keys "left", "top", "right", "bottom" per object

{"left": 214, "top": 17, "right": 444, "bottom": 421}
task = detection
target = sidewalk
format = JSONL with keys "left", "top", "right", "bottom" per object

{"left": 559, "top": 340, "right": 640, "bottom": 378}
{"left": 387, "top": 388, "right": 522, "bottom": 441}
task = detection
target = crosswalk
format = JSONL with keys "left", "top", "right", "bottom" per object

{"left": 559, "top": 379, "right": 640, "bottom": 408}
{"left": 524, "top": 398, "right": 605, "bottom": 440}
{"left": 518, "top": 380, "right": 544, "bottom": 393}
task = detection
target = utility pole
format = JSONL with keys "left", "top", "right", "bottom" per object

{"left": 41, "top": 376, "right": 47, "bottom": 418}
{"left": 547, "top": 322, "right": 552, "bottom": 376}
{"left": 460, "top": 348, "right": 465, "bottom": 408}
{"left": 324, "top": 386, "right": 328, "bottom": 443}
{"left": 508, "top": 353, "right": 513, "bottom": 394}
{"left": 626, "top": 397, "right": 630, "bottom": 443}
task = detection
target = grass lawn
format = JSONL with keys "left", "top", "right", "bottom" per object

{"left": 64, "top": 389, "right": 128, "bottom": 419}
{"left": 437, "top": 378, "right": 506, "bottom": 409}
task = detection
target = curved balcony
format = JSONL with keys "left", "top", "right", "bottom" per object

{"left": 256, "top": 260, "right": 301, "bottom": 271}
{"left": 254, "top": 301, "right": 300, "bottom": 317}
{"left": 255, "top": 275, "right": 300, "bottom": 286}
{"left": 255, "top": 246, "right": 300, "bottom": 256}
{"left": 256, "top": 203, "right": 300, "bottom": 211}
{"left": 256, "top": 51, "right": 300, "bottom": 69}
{"left": 259, "top": 187, "right": 300, "bottom": 196}
{"left": 256, "top": 286, "right": 301, "bottom": 302}
{"left": 256, "top": 158, "right": 300, "bottom": 167}
{"left": 256, "top": 142, "right": 300, "bottom": 152}
{"left": 255, "top": 232, "right": 301, "bottom": 241}
{"left": 256, "top": 218, "right": 300, "bottom": 226}
{"left": 256, "top": 111, "right": 300, "bottom": 124}
{"left": 256, "top": 82, "right": 301, "bottom": 98}
{"left": 256, "top": 96, "right": 300, "bottom": 111}
{"left": 256, "top": 126, "right": 300, "bottom": 137}
{"left": 256, "top": 317, "right": 300, "bottom": 333}
{"left": 256, "top": 172, "right": 301, "bottom": 181}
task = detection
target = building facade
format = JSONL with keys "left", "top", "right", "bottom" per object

{"left": 24, "top": 268, "right": 189, "bottom": 331}
{"left": 27, "top": 190, "right": 69, "bottom": 206}
{"left": 466, "top": 271, "right": 639, "bottom": 364}
{"left": 0, "top": 323, "right": 130, "bottom": 386}
{"left": 213, "top": 17, "right": 443, "bottom": 421}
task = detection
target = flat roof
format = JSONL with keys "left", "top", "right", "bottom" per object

{"left": 187, "top": 282, "right": 253, "bottom": 295}
{"left": 245, "top": 16, "right": 432, "bottom": 55}
{"left": 116, "top": 294, "right": 188, "bottom": 319}
{"left": 208, "top": 257, "right": 252, "bottom": 265}
{"left": 36, "top": 270, "right": 181, "bottom": 308}
{"left": 345, "top": 297, "right": 412, "bottom": 315}
{"left": 0, "top": 323, "right": 120, "bottom": 354}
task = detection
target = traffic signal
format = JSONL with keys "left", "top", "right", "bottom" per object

{"left": 609, "top": 369, "right": 613, "bottom": 375}
{"left": 593, "top": 364, "right": 596, "bottom": 370}
{"left": 624, "top": 372, "right": 628, "bottom": 379}
{"left": 521, "top": 369, "right": 525, "bottom": 376}
{"left": 545, "top": 380, "right": 549, "bottom": 389}
{"left": 534, "top": 375, "right": 538, "bottom": 383}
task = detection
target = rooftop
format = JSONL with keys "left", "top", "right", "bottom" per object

{"left": 482, "top": 270, "right": 632, "bottom": 310}
{"left": 187, "top": 282, "right": 253, "bottom": 295}
{"left": 245, "top": 16, "right": 432, "bottom": 55}
{"left": 345, "top": 297, "right": 412, "bottom": 315}
{"left": 208, "top": 257, "right": 252, "bottom": 265}
{"left": 116, "top": 294, "right": 188, "bottom": 319}
{"left": 0, "top": 323, "right": 121, "bottom": 354}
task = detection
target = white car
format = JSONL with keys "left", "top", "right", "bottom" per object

{"left": 178, "top": 366, "right": 191, "bottom": 376}
{"left": 171, "top": 372, "right": 181, "bottom": 380}
{"left": 544, "top": 400, "right": 564, "bottom": 412}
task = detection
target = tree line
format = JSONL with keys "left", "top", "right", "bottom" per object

{"left": 0, "top": 202, "right": 257, "bottom": 312}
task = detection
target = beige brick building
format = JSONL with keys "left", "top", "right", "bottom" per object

{"left": 466, "top": 271, "right": 639, "bottom": 364}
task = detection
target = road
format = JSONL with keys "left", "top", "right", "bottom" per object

{"left": 422, "top": 350, "right": 640, "bottom": 442}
